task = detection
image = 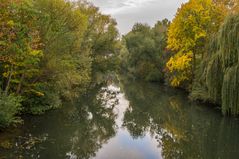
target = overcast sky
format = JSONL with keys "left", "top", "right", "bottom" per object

{"left": 88, "top": 0, "right": 189, "bottom": 34}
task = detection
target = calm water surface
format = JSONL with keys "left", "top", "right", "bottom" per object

{"left": 1, "top": 78, "right": 239, "bottom": 159}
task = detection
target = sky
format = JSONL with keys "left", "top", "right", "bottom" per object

{"left": 88, "top": 0, "right": 189, "bottom": 34}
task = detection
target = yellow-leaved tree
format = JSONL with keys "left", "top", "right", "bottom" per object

{"left": 166, "top": 0, "right": 225, "bottom": 88}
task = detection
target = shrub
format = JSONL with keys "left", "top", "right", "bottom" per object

{"left": 23, "top": 84, "right": 61, "bottom": 115}
{"left": 0, "top": 91, "right": 22, "bottom": 129}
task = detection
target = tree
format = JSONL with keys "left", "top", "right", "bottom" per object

{"left": 76, "top": 1, "right": 120, "bottom": 81}
{"left": 0, "top": 0, "right": 43, "bottom": 95}
{"left": 122, "top": 20, "right": 170, "bottom": 82}
{"left": 166, "top": 0, "right": 225, "bottom": 88}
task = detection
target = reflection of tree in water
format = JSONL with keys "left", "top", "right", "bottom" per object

{"left": 120, "top": 77, "right": 239, "bottom": 159}
{"left": 66, "top": 85, "right": 119, "bottom": 159}
{"left": 0, "top": 84, "right": 119, "bottom": 159}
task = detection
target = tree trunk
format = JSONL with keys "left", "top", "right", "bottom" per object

{"left": 16, "top": 73, "right": 25, "bottom": 94}
{"left": 4, "top": 64, "right": 13, "bottom": 95}
{"left": 193, "top": 52, "right": 196, "bottom": 77}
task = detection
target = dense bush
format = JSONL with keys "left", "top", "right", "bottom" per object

{"left": 22, "top": 83, "right": 61, "bottom": 115}
{"left": 0, "top": 91, "right": 22, "bottom": 129}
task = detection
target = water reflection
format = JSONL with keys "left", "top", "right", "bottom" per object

{"left": 1, "top": 77, "right": 239, "bottom": 159}
{"left": 0, "top": 84, "right": 119, "bottom": 159}
{"left": 120, "top": 77, "right": 239, "bottom": 159}
{"left": 64, "top": 85, "right": 119, "bottom": 159}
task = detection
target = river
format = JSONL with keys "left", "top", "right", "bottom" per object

{"left": 1, "top": 77, "right": 239, "bottom": 159}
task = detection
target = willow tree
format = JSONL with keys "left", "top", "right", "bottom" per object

{"left": 218, "top": 14, "right": 239, "bottom": 115}
{"left": 192, "top": 13, "right": 239, "bottom": 115}
{"left": 166, "top": 0, "right": 225, "bottom": 88}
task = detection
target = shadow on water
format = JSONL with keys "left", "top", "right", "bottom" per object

{"left": 1, "top": 76, "right": 239, "bottom": 159}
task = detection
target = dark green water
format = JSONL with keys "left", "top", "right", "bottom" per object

{"left": 1, "top": 78, "right": 239, "bottom": 159}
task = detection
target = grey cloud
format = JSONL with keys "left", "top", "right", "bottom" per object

{"left": 89, "top": 0, "right": 189, "bottom": 34}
